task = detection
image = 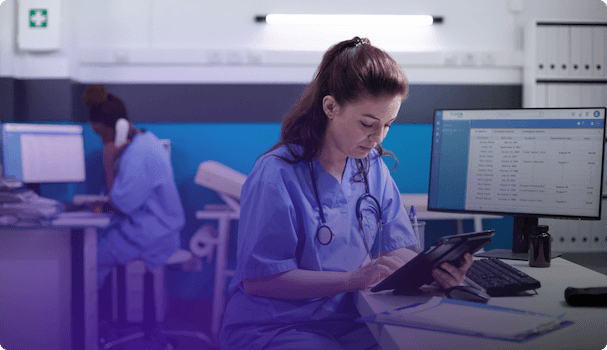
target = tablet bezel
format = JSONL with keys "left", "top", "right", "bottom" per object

{"left": 370, "top": 230, "right": 495, "bottom": 294}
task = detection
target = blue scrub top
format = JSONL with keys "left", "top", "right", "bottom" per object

{"left": 102, "top": 131, "right": 184, "bottom": 270}
{"left": 221, "top": 145, "right": 417, "bottom": 350}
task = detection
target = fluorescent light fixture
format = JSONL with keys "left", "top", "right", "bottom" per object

{"left": 255, "top": 14, "right": 442, "bottom": 26}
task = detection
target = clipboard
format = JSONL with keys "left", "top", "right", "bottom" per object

{"left": 356, "top": 297, "right": 573, "bottom": 343}
{"left": 371, "top": 230, "right": 494, "bottom": 294}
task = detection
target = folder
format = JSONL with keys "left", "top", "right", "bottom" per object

{"left": 356, "top": 297, "right": 573, "bottom": 343}
{"left": 593, "top": 26, "right": 605, "bottom": 78}
{"left": 570, "top": 26, "right": 583, "bottom": 78}
{"left": 580, "top": 26, "right": 594, "bottom": 77}
{"left": 556, "top": 26, "right": 570, "bottom": 77}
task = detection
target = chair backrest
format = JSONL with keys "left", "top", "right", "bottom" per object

{"left": 194, "top": 160, "right": 246, "bottom": 201}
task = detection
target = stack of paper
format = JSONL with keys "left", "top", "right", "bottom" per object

{"left": 357, "top": 297, "right": 572, "bottom": 342}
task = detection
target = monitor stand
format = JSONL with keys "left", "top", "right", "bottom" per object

{"left": 474, "top": 216, "right": 562, "bottom": 261}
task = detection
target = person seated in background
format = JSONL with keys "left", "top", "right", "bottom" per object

{"left": 82, "top": 85, "right": 185, "bottom": 292}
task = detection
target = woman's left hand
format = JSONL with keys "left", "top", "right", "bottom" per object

{"left": 430, "top": 253, "right": 473, "bottom": 289}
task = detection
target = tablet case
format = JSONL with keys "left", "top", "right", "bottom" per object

{"left": 371, "top": 230, "right": 495, "bottom": 294}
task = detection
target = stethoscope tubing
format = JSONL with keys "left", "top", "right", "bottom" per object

{"left": 308, "top": 159, "right": 382, "bottom": 259}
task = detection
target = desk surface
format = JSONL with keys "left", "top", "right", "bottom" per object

{"left": 357, "top": 257, "right": 607, "bottom": 350}
{"left": 51, "top": 211, "right": 111, "bottom": 227}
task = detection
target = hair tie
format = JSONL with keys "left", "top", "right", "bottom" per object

{"left": 355, "top": 37, "right": 370, "bottom": 47}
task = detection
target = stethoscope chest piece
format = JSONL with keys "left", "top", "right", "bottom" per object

{"left": 317, "top": 225, "right": 334, "bottom": 245}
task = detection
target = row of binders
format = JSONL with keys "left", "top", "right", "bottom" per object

{"left": 535, "top": 23, "right": 607, "bottom": 80}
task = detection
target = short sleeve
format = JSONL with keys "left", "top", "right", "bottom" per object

{"left": 236, "top": 160, "right": 300, "bottom": 281}
{"left": 378, "top": 161, "right": 419, "bottom": 252}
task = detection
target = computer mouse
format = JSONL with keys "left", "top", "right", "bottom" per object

{"left": 445, "top": 286, "right": 491, "bottom": 304}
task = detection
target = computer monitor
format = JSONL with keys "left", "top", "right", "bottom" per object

{"left": 428, "top": 107, "right": 606, "bottom": 260}
{"left": 1, "top": 123, "right": 86, "bottom": 183}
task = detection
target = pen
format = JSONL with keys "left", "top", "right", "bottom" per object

{"left": 411, "top": 205, "right": 420, "bottom": 246}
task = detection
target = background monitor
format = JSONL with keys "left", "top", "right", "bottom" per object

{"left": 428, "top": 107, "right": 606, "bottom": 260}
{"left": 1, "top": 123, "right": 86, "bottom": 183}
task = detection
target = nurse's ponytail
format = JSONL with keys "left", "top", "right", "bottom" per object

{"left": 264, "top": 37, "right": 406, "bottom": 174}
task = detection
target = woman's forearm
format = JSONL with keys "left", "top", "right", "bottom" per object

{"left": 243, "top": 269, "right": 361, "bottom": 300}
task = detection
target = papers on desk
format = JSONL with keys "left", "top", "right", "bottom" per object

{"left": 51, "top": 212, "right": 111, "bottom": 227}
{"left": 356, "top": 297, "right": 573, "bottom": 343}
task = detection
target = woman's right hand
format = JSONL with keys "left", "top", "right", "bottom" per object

{"left": 347, "top": 255, "right": 405, "bottom": 291}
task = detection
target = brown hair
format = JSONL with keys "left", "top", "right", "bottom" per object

{"left": 265, "top": 37, "right": 408, "bottom": 175}
{"left": 82, "top": 85, "right": 128, "bottom": 128}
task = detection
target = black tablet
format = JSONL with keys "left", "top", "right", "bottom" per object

{"left": 371, "top": 230, "right": 495, "bottom": 295}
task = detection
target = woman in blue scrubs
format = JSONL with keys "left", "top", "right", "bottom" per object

{"left": 82, "top": 85, "right": 185, "bottom": 290}
{"left": 221, "top": 37, "right": 473, "bottom": 350}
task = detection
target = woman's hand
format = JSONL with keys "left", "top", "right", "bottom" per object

{"left": 430, "top": 253, "right": 474, "bottom": 289}
{"left": 347, "top": 255, "right": 406, "bottom": 291}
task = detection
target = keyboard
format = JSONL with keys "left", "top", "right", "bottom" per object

{"left": 465, "top": 258, "right": 541, "bottom": 297}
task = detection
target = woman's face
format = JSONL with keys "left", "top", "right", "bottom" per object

{"left": 322, "top": 94, "right": 403, "bottom": 160}
{"left": 91, "top": 122, "right": 115, "bottom": 144}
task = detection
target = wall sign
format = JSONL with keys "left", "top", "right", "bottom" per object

{"left": 17, "top": 0, "right": 61, "bottom": 51}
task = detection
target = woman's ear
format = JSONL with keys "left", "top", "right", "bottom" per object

{"left": 322, "top": 95, "right": 340, "bottom": 119}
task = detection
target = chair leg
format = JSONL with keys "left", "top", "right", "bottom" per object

{"left": 103, "top": 265, "right": 213, "bottom": 349}
{"left": 116, "top": 265, "right": 126, "bottom": 326}
{"left": 143, "top": 270, "right": 156, "bottom": 333}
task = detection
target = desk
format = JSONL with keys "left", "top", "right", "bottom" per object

{"left": 357, "top": 257, "right": 607, "bottom": 350}
{"left": 0, "top": 212, "right": 110, "bottom": 350}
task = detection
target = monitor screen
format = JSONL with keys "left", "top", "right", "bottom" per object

{"left": 1, "top": 123, "right": 86, "bottom": 183}
{"left": 428, "top": 107, "right": 606, "bottom": 259}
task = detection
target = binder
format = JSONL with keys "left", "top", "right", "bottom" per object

{"left": 356, "top": 297, "right": 573, "bottom": 343}
{"left": 535, "top": 83, "right": 547, "bottom": 107}
{"left": 544, "top": 26, "right": 559, "bottom": 78}
{"left": 547, "top": 84, "right": 559, "bottom": 107}
{"left": 593, "top": 26, "right": 605, "bottom": 78}
{"left": 580, "top": 84, "right": 594, "bottom": 107}
{"left": 536, "top": 25, "right": 548, "bottom": 78}
{"left": 589, "top": 83, "right": 603, "bottom": 106}
{"left": 570, "top": 26, "right": 583, "bottom": 78}
{"left": 556, "top": 25, "right": 570, "bottom": 77}
{"left": 580, "top": 26, "right": 594, "bottom": 77}
{"left": 566, "top": 84, "right": 581, "bottom": 107}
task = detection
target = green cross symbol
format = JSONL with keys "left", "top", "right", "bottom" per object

{"left": 29, "top": 9, "right": 48, "bottom": 28}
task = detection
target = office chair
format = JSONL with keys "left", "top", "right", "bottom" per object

{"left": 100, "top": 249, "right": 213, "bottom": 350}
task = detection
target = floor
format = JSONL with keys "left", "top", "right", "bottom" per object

{"left": 99, "top": 298, "right": 219, "bottom": 350}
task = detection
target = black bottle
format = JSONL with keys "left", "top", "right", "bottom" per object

{"left": 529, "top": 225, "right": 551, "bottom": 267}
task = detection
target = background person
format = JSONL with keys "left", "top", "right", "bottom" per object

{"left": 82, "top": 85, "right": 186, "bottom": 292}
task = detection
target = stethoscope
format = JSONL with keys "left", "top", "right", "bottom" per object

{"left": 308, "top": 159, "right": 384, "bottom": 260}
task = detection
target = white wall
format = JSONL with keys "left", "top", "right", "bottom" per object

{"left": 1, "top": 0, "right": 606, "bottom": 83}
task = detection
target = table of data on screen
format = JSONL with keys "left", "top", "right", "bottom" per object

{"left": 465, "top": 127, "right": 603, "bottom": 217}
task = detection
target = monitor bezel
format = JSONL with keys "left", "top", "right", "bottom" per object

{"left": 1, "top": 122, "right": 87, "bottom": 184}
{"left": 427, "top": 106, "right": 606, "bottom": 221}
